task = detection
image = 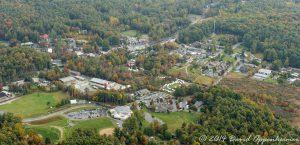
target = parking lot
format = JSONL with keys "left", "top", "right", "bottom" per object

{"left": 64, "top": 108, "right": 107, "bottom": 120}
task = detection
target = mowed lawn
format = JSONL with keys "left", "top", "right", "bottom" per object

{"left": 65, "top": 117, "right": 115, "bottom": 138}
{"left": 151, "top": 112, "right": 199, "bottom": 132}
{"left": 0, "top": 92, "right": 69, "bottom": 118}
{"left": 122, "top": 30, "right": 138, "bottom": 37}
{"left": 25, "top": 126, "right": 60, "bottom": 143}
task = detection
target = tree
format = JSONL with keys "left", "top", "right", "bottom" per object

{"left": 272, "top": 59, "right": 282, "bottom": 70}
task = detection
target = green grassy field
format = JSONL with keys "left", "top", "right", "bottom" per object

{"left": 28, "top": 116, "right": 115, "bottom": 140}
{"left": 65, "top": 117, "right": 115, "bottom": 138}
{"left": 25, "top": 126, "right": 60, "bottom": 143}
{"left": 263, "top": 77, "right": 278, "bottom": 84}
{"left": 150, "top": 112, "right": 199, "bottom": 132}
{"left": 194, "top": 75, "right": 214, "bottom": 86}
{"left": 122, "top": 30, "right": 138, "bottom": 37}
{"left": 0, "top": 92, "right": 69, "bottom": 118}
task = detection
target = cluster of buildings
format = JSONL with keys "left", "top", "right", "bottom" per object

{"left": 170, "top": 47, "right": 208, "bottom": 59}
{"left": 203, "top": 61, "right": 230, "bottom": 77}
{"left": 252, "top": 69, "right": 272, "bottom": 80}
{"left": 126, "top": 37, "right": 149, "bottom": 52}
{"left": 134, "top": 89, "right": 201, "bottom": 113}
{"left": 59, "top": 74, "right": 129, "bottom": 93}
{"left": 110, "top": 106, "right": 133, "bottom": 120}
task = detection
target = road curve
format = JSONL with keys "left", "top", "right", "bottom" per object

{"left": 23, "top": 104, "right": 98, "bottom": 123}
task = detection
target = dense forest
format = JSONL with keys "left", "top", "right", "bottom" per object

{"left": 0, "top": 113, "right": 46, "bottom": 145}
{"left": 0, "top": 47, "right": 51, "bottom": 84}
{"left": 178, "top": 0, "right": 300, "bottom": 68}
{"left": 0, "top": 0, "right": 226, "bottom": 45}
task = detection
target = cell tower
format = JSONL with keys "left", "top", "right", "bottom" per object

{"left": 212, "top": 19, "right": 216, "bottom": 35}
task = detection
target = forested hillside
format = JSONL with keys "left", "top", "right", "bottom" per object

{"left": 0, "top": 47, "right": 51, "bottom": 83}
{"left": 0, "top": 0, "right": 220, "bottom": 43}
{"left": 178, "top": 0, "right": 300, "bottom": 68}
{"left": 0, "top": 113, "right": 45, "bottom": 145}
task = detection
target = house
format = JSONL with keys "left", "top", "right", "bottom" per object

{"left": 127, "top": 59, "right": 136, "bottom": 67}
{"left": 12, "top": 80, "right": 25, "bottom": 86}
{"left": 252, "top": 69, "right": 272, "bottom": 80}
{"left": 0, "top": 92, "right": 8, "bottom": 98}
{"left": 39, "top": 34, "right": 50, "bottom": 48}
{"left": 32, "top": 77, "right": 40, "bottom": 83}
{"left": 59, "top": 76, "right": 76, "bottom": 85}
{"left": 179, "top": 101, "right": 189, "bottom": 111}
{"left": 291, "top": 73, "right": 299, "bottom": 78}
{"left": 75, "top": 76, "right": 85, "bottom": 81}
{"left": 70, "top": 100, "right": 77, "bottom": 104}
{"left": 75, "top": 51, "right": 84, "bottom": 56}
{"left": 21, "top": 42, "right": 34, "bottom": 47}
{"left": 47, "top": 48, "right": 53, "bottom": 53}
{"left": 110, "top": 106, "right": 133, "bottom": 120}
{"left": 109, "top": 83, "right": 127, "bottom": 90}
{"left": 194, "top": 101, "right": 203, "bottom": 112}
{"left": 52, "top": 59, "right": 63, "bottom": 67}
{"left": 70, "top": 70, "right": 81, "bottom": 76}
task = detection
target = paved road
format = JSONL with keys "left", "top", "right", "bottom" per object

{"left": 23, "top": 104, "right": 98, "bottom": 123}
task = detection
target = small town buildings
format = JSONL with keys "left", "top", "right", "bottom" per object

{"left": 52, "top": 59, "right": 63, "bottom": 67}
{"left": 0, "top": 91, "right": 10, "bottom": 98}
{"left": 75, "top": 76, "right": 85, "bottom": 81}
{"left": 59, "top": 76, "right": 76, "bottom": 85}
{"left": 90, "top": 78, "right": 127, "bottom": 90}
{"left": 69, "top": 70, "right": 81, "bottom": 76}
{"left": 90, "top": 78, "right": 109, "bottom": 89}
{"left": 194, "top": 101, "right": 203, "bottom": 112}
{"left": 12, "top": 80, "right": 25, "bottom": 86}
{"left": 110, "top": 106, "right": 133, "bottom": 120}
{"left": 70, "top": 100, "right": 77, "bottom": 104}
{"left": 21, "top": 42, "right": 34, "bottom": 47}
{"left": 127, "top": 59, "right": 136, "bottom": 67}
{"left": 179, "top": 101, "right": 189, "bottom": 111}
{"left": 252, "top": 69, "right": 272, "bottom": 80}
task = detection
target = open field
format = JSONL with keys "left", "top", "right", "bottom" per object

{"left": 122, "top": 30, "right": 138, "bottom": 37}
{"left": 65, "top": 117, "right": 115, "bottom": 138}
{"left": 225, "top": 72, "right": 246, "bottom": 79}
{"left": 221, "top": 78, "right": 300, "bottom": 128}
{"left": 99, "top": 128, "right": 115, "bottom": 136}
{"left": 194, "top": 75, "right": 214, "bottom": 86}
{"left": 0, "top": 92, "right": 69, "bottom": 118}
{"left": 28, "top": 116, "right": 115, "bottom": 140}
{"left": 168, "top": 64, "right": 215, "bottom": 86}
{"left": 150, "top": 112, "right": 198, "bottom": 132}
{"left": 25, "top": 126, "right": 60, "bottom": 143}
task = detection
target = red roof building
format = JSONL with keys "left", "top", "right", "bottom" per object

{"left": 40, "top": 34, "right": 49, "bottom": 39}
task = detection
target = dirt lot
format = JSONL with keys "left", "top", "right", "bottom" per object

{"left": 99, "top": 128, "right": 114, "bottom": 136}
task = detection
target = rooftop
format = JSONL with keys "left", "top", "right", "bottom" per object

{"left": 59, "top": 76, "right": 76, "bottom": 83}
{"left": 90, "top": 78, "right": 110, "bottom": 85}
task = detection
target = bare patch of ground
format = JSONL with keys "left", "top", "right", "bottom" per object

{"left": 99, "top": 128, "right": 114, "bottom": 136}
